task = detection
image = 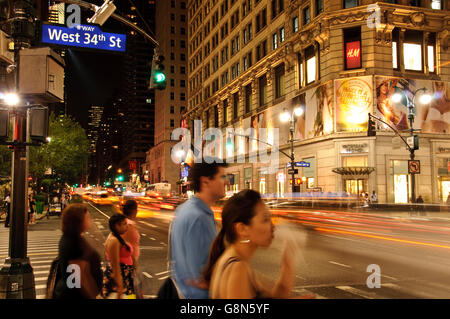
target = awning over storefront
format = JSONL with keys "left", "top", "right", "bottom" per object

{"left": 332, "top": 167, "right": 375, "bottom": 175}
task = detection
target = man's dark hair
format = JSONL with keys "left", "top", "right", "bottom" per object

{"left": 122, "top": 199, "right": 137, "bottom": 217}
{"left": 190, "top": 157, "right": 227, "bottom": 193}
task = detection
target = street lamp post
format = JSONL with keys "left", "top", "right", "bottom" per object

{"left": 280, "top": 107, "right": 304, "bottom": 198}
{"left": 391, "top": 88, "right": 432, "bottom": 203}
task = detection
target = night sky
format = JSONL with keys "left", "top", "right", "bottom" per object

{"left": 65, "top": 48, "right": 124, "bottom": 129}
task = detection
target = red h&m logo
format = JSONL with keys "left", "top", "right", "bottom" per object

{"left": 346, "top": 41, "right": 361, "bottom": 69}
{"left": 129, "top": 160, "right": 137, "bottom": 171}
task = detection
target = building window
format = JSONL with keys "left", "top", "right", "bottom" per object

{"left": 171, "top": 39, "right": 175, "bottom": 47}
{"left": 392, "top": 28, "right": 399, "bottom": 69}
{"left": 316, "top": 0, "right": 323, "bottom": 15}
{"left": 344, "top": 27, "right": 361, "bottom": 70}
{"left": 214, "top": 107, "right": 219, "bottom": 127}
{"left": 272, "top": 33, "right": 278, "bottom": 50}
{"left": 275, "top": 63, "right": 285, "bottom": 98}
{"left": 259, "top": 75, "right": 268, "bottom": 107}
{"left": 305, "top": 45, "right": 316, "bottom": 84}
{"left": 170, "top": 119, "right": 175, "bottom": 128}
{"left": 181, "top": 40, "right": 186, "bottom": 48}
{"left": 256, "top": 40, "right": 267, "bottom": 61}
{"left": 245, "top": 84, "right": 252, "bottom": 113}
{"left": 233, "top": 92, "right": 239, "bottom": 119}
{"left": 280, "top": 27, "right": 285, "bottom": 43}
{"left": 181, "top": 2, "right": 186, "bottom": 9}
{"left": 181, "top": 54, "right": 186, "bottom": 61}
{"left": 181, "top": 14, "right": 186, "bottom": 22}
{"left": 303, "top": 6, "right": 310, "bottom": 25}
{"left": 171, "top": 79, "right": 175, "bottom": 87}
{"left": 256, "top": 8, "right": 267, "bottom": 33}
{"left": 171, "top": 13, "right": 175, "bottom": 20}
{"left": 223, "top": 99, "right": 228, "bottom": 124}
{"left": 231, "top": 9, "right": 240, "bottom": 29}
{"left": 427, "top": 33, "right": 436, "bottom": 73}
{"left": 181, "top": 93, "right": 186, "bottom": 100}
{"left": 170, "top": 106, "right": 175, "bottom": 114}
{"left": 171, "top": 26, "right": 175, "bottom": 34}
{"left": 292, "top": 16, "right": 299, "bottom": 33}
{"left": 171, "top": 92, "right": 175, "bottom": 100}
{"left": 344, "top": 0, "right": 358, "bottom": 8}
{"left": 171, "top": 52, "right": 175, "bottom": 60}
{"left": 181, "top": 80, "right": 186, "bottom": 87}
{"left": 171, "top": 0, "right": 175, "bottom": 8}
{"left": 404, "top": 30, "right": 423, "bottom": 71}
{"left": 431, "top": 0, "right": 442, "bottom": 9}
{"left": 243, "top": 0, "right": 252, "bottom": 17}
{"left": 181, "top": 66, "right": 186, "bottom": 74}
{"left": 243, "top": 23, "right": 252, "bottom": 45}
{"left": 171, "top": 65, "right": 175, "bottom": 73}
{"left": 243, "top": 52, "right": 252, "bottom": 71}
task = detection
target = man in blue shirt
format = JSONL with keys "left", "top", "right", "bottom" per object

{"left": 170, "top": 159, "right": 228, "bottom": 298}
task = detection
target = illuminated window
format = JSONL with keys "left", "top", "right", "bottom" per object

{"left": 404, "top": 43, "right": 422, "bottom": 71}
{"left": 403, "top": 30, "right": 423, "bottom": 71}
{"left": 259, "top": 75, "right": 268, "bottom": 106}
{"left": 431, "top": 0, "right": 442, "bottom": 9}
{"left": 427, "top": 33, "right": 436, "bottom": 73}
{"left": 305, "top": 46, "right": 316, "bottom": 84}
{"left": 344, "top": 27, "right": 361, "bottom": 70}
{"left": 392, "top": 42, "right": 398, "bottom": 69}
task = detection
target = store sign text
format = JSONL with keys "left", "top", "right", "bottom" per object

{"left": 341, "top": 143, "right": 369, "bottom": 154}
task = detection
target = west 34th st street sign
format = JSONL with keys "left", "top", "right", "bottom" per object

{"left": 41, "top": 23, "right": 126, "bottom": 52}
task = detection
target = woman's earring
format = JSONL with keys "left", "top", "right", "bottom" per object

{"left": 240, "top": 239, "right": 250, "bottom": 244}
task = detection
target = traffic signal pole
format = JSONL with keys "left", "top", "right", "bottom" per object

{"left": 368, "top": 113, "right": 416, "bottom": 203}
{"left": 0, "top": 0, "right": 36, "bottom": 299}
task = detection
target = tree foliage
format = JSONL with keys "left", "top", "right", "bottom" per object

{"left": 29, "top": 113, "right": 89, "bottom": 186}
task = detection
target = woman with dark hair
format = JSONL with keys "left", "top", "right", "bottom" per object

{"left": 122, "top": 200, "right": 140, "bottom": 266}
{"left": 53, "top": 204, "right": 103, "bottom": 299}
{"left": 102, "top": 213, "right": 136, "bottom": 299}
{"left": 203, "top": 189, "right": 296, "bottom": 299}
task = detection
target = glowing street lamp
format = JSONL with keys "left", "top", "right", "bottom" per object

{"left": 390, "top": 88, "right": 433, "bottom": 203}
{"left": 3, "top": 92, "right": 20, "bottom": 106}
{"left": 279, "top": 106, "right": 305, "bottom": 196}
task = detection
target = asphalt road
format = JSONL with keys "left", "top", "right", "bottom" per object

{"left": 3, "top": 201, "right": 450, "bottom": 299}
{"left": 85, "top": 201, "right": 450, "bottom": 299}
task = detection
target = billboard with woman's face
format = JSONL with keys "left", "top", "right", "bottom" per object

{"left": 376, "top": 77, "right": 450, "bottom": 134}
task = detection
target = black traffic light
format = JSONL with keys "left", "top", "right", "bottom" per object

{"left": 367, "top": 114, "right": 376, "bottom": 137}
{"left": 149, "top": 55, "right": 166, "bottom": 90}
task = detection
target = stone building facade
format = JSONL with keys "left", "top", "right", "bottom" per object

{"left": 185, "top": 0, "right": 449, "bottom": 203}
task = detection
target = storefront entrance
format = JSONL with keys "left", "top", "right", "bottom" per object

{"left": 440, "top": 178, "right": 450, "bottom": 203}
{"left": 345, "top": 179, "right": 368, "bottom": 197}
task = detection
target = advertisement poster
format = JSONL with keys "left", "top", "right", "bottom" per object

{"left": 305, "top": 81, "right": 334, "bottom": 138}
{"left": 335, "top": 76, "right": 373, "bottom": 132}
{"left": 376, "top": 76, "right": 450, "bottom": 133}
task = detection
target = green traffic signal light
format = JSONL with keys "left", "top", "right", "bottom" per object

{"left": 118, "top": 175, "right": 124, "bottom": 182}
{"left": 155, "top": 72, "right": 166, "bottom": 83}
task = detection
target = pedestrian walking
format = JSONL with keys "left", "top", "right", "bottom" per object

{"left": 370, "top": 191, "right": 378, "bottom": 204}
{"left": 102, "top": 213, "right": 136, "bottom": 299}
{"left": 28, "top": 194, "right": 36, "bottom": 225}
{"left": 203, "top": 189, "right": 299, "bottom": 299}
{"left": 4, "top": 193, "right": 10, "bottom": 227}
{"left": 52, "top": 204, "right": 103, "bottom": 299}
{"left": 121, "top": 199, "right": 143, "bottom": 298}
{"left": 169, "top": 159, "right": 228, "bottom": 299}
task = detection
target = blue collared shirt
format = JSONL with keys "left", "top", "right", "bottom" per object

{"left": 170, "top": 196, "right": 217, "bottom": 299}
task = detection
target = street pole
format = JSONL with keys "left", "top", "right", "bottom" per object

{"left": 0, "top": 0, "right": 36, "bottom": 299}
{"left": 408, "top": 110, "right": 416, "bottom": 204}
{"left": 290, "top": 115, "right": 295, "bottom": 197}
